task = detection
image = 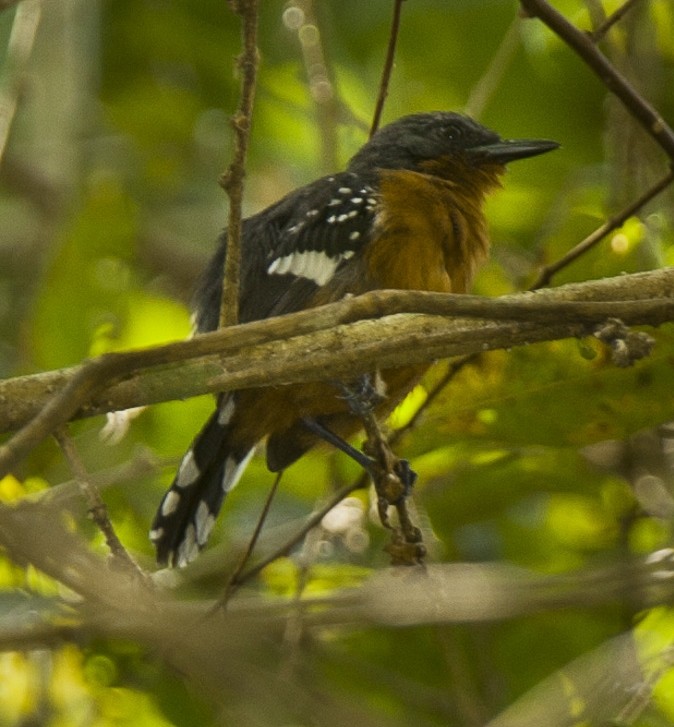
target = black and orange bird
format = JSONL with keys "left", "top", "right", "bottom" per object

{"left": 151, "top": 111, "right": 558, "bottom": 567}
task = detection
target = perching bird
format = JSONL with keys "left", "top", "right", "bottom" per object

{"left": 151, "top": 111, "right": 558, "bottom": 567}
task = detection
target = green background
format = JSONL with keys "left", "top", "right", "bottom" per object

{"left": 1, "top": 0, "right": 674, "bottom": 724}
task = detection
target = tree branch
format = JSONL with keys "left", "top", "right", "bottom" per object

{"left": 0, "top": 272, "right": 672, "bottom": 461}
{"left": 370, "top": 0, "right": 406, "bottom": 137}
{"left": 531, "top": 168, "right": 674, "bottom": 288}
{"left": 53, "top": 427, "right": 149, "bottom": 583}
{"left": 0, "top": 0, "right": 41, "bottom": 166}
{"left": 588, "top": 0, "right": 644, "bottom": 42}
{"left": 519, "top": 0, "right": 674, "bottom": 159}
{"left": 218, "top": 0, "right": 259, "bottom": 328}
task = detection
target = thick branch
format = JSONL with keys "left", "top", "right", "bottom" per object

{"left": 0, "top": 270, "right": 672, "bottom": 458}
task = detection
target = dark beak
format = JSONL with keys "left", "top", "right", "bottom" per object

{"left": 470, "top": 138, "right": 560, "bottom": 164}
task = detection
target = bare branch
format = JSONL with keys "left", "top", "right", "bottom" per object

{"left": 218, "top": 0, "right": 260, "bottom": 328}
{"left": 588, "top": 0, "right": 645, "bottom": 42}
{"left": 53, "top": 427, "right": 149, "bottom": 584}
{"left": 465, "top": 17, "right": 521, "bottom": 120}
{"left": 1, "top": 270, "right": 673, "bottom": 476}
{"left": 370, "top": 0, "right": 406, "bottom": 137}
{"left": 0, "top": 0, "right": 41, "bottom": 166}
{"left": 218, "top": 470, "right": 284, "bottom": 605}
{"left": 519, "top": 0, "right": 674, "bottom": 159}
{"left": 532, "top": 168, "right": 674, "bottom": 288}
{"left": 233, "top": 480, "right": 362, "bottom": 588}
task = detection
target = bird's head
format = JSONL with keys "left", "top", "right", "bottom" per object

{"left": 348, "top": 112, "right": 559, "bottom": 188}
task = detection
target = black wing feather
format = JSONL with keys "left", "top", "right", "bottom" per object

{"left": 193, "top": 171, "right": 378, "bottom": 330}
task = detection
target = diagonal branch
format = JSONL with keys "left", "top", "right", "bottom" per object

{"left": 588, "top": 0, "right": 644, "bottom": 42}
{"left": 531, "top": 168, "right": 674, "bottom": 289}
{"left": 54, "top": 427, "right": 149, "bottom": 583}
{"left": 519, "top": 0, "right": 674, "bottom": 159}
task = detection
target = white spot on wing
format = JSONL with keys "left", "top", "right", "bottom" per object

{"left": 149, "top": 527, "right": 164, "bottom": 542}
{"left": 161, "top": 490, "right": 181, "bottom": 517}
{"left": 175, "top": 450, "right": 200, "bottom": 488}
{"left": 267, "top": 250, "right": 341, "bottom": 286}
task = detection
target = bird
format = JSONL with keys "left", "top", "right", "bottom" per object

{"left": 150, "top": 111, "right": 558, "bottom": 567}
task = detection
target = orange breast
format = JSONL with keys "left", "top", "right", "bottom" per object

{"left": 364, "top": 169, "right": 492, "bottom": 294}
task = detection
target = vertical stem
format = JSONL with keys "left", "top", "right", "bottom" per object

{"left": 370, "top": 0, "right": 405, "bottom": 137}
{"left": 218, "top": 0, "right": 260, "bottom": 328}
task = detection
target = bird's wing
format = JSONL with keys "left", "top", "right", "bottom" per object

{"left": 193, "top": 171, "right": 379, "bottom": 330}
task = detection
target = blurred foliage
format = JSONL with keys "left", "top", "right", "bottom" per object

{"left": 2, "top": 0, "right": 674, "bottom": 725}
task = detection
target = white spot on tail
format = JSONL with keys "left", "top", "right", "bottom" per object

{"left": 268, "top": 250, "right": 341, "bottom": 286}
{"left": 161, "top": 490, "right": 181, "bottom": 517}
{"left": 222, "top": 449, "right": 255, "bottom": 493}
{"left": 175, "top": 450, "right": 200, "bottom": 488}
{"left": 218, "top": 396, "right": 236, "bottom": 426}
{"left": 195, "top": 501, "right": 216, "bottom": 546}
{"left": 177, "top": 523, "right": 199, "bottom": 567}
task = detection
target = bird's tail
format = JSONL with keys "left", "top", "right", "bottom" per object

{"left": 150, "top": 396, "right": 255, "bottom": 567}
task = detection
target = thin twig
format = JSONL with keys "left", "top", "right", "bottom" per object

{"left": 588, "top": 0, "right": 644, "bottom": 42}
{"left": 464, "top": 17, "right": 522, "bottom": 120}
{"left": 218, "top": 0, "right": 260, "bottom": 328}
{"left": 217, "top": 470, "right": 284, "bottom": 606}
{"left": 53, "top": 427, "right": 149, "bottom": 583}
{"left": 232, "top": 480, "right": 363, "bottom": 588}
{"left": 0, "top": 0, "right": 41, "bottom": 166}
{"left": 369, "top": 0, "right": 406, "bottom": 137}
{"left": 519, "top": 0, "right": 674, "bottom": 159}
{"left": 531, "top": 168, "right": 674, "bottom": 289}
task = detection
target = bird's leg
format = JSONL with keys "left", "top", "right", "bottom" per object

{"left": 300, "top": 416, "right": 376, "bottom": 474}
{"left": 338, "top": 374, "right": 425, "bottom": 564}
{"left": 337, "top": 373, "right": 417, "bottom": 491}
{"left": 336, "top": 373, "right": 387, "bottom": 418}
